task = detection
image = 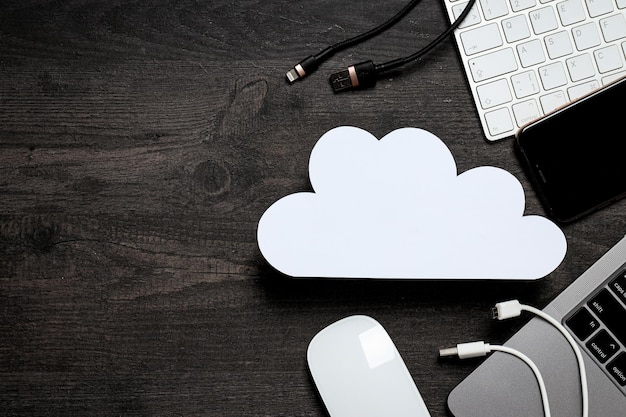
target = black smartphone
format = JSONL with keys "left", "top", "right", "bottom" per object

{"left": 515, "top": 76, "right": 626, "bottom": 223}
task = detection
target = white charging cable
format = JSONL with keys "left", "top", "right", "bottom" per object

{"left": 439, "top": 341, "right": 551, "bottom": 417}
{"left": 492, "top": 300, "right": 588, "bottom": 417}
{"left": 441, "top": 300, "right": 589, "bottom": 417}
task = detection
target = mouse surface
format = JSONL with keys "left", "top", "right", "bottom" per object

{"left": 307, "top": 315, "right": 431, "bottom": 417}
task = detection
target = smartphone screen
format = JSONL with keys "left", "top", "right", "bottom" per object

{"left": 515, "top": 77, "right": 626, "bottom": 223}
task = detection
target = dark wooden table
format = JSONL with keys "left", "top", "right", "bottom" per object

{"left": 1, "top": 1, "right": 624, "bottom": 416}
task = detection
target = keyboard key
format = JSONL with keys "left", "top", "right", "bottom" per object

{"left": 607, "top": 352, "right": 626, "bottom": 386}
{"left": 518, "top": 39, "right": 547, "bottom": 66}
{"left": 609, "top": 269, "right": 626, "bottom": 305}
{"left": 600, "top": 14, "right": 626, "bottom": 42}
{"left": 512, "top": 98, "right": 541, "bottom": 125}
{"left": 594, "top": 45, "right": 624, "bottom": 73}
{"left": 545, "top": 30, "right": 574, "bottom": 58}
{"left": 484, "top": 107, "right": 515, "bottom": 136}
{"left": 618, "top": 0, "right": 626, "bottom": 9}
{"left": 469, "top": 48, "right": 519, "bottom": 81}
{"left": 510, "top": 0, "right": 537, "bottom": 11}
{"left": 602, "top": 70, "right": 626, "bottom": 83}
{"left": 461, "top": 23, "right": 504, "bottom": 55}
{"left": 558, "top": 0, "right": 587, "bottom": 25}
{"left": 503, "top": 15, "right": 532, "bottom": 42}
{"left": 585, "top": 0, "right": 614, "bottom": 17}
{"left": 586, "top": 329, "right": 620, "bottom": 363}
{"left": 573, "top": 22, "right": 602, "bottom": 50}
{"left": 566, "top": 307, "right": 601, "bottom": 340}
{"left": 566, "top": 53, "right": 596, "bottom": 81}
{"left": 511, "top": 70, "right": 541, "bottom": 97}
{"left": 568, "top": 79, "right": 601, "bottom": 98}
{"left": 453, "top": 2, "right": 482, "bottom": 28}
{"left": 480, "top": 0, "right": 510, "bottom": 19}
{"left": 539, "top": 61, "right": 568, "bottom": 88}
{"left": 477, "top": 78, "right": 513, "bottom": 108}
{"left": 588, "top": 289, "right": 626, "bottom": 346}
{"left": 540, "top": 90, "right": 567, "bottom": 112}
{"left": 530, "top": 6, "right": 559, "bottom": 34}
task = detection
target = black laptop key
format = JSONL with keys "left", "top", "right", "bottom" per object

{"left": 607, "top": 352, "right": 626, "bottom": 386}
{"left": 586, "top": 329, "right": 620, "bottom": 363}
{"left": 609, "top": 269, "right": 626, "bottom": 305}
{"left": 566, "top": 307, "right": 600, "bottom": 341}
{"left": 588, "top": 289, "right": 626, "bottom": 346}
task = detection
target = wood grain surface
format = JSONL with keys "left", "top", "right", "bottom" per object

{"left": 1, "top": 1, "right": 624, "bottom": 416}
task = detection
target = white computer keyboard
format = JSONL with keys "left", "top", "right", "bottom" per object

{"left": 443, "top": 0, "right": 626, "bottom": 141}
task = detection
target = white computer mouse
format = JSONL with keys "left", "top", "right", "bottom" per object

{"left": 307, "top": 315, "right": 431, "bottom": 417}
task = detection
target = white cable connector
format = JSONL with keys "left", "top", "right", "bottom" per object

{"left": 439, "top": 341, "right": 491, "bottom": 359}
{"left": 440, "top": 341, "right": 551, "bottom": 417}
{"left": 492, "top": 300, "right": 589, "bottom": 417}
{"left": 492, "top": 299, "right": 522, "bottom": 320}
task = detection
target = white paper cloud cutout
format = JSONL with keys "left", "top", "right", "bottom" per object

{"left": 257, "top": 126, "right": 566, "bottom": 279}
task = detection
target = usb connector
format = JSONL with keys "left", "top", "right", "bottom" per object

{"left": 286, "top": 68, "right": 300, "bottom": 83}
{"left": 492, "top": 300, "right": 523, "bottom": 320}
{"left": 329, "top": 60, "right": 378, "bottom": 93}
{"left": 285, "top": 56, "right": 319, "bottom": 83}
{"left": 439, "top": 341, "right": 492, "bottom": 359}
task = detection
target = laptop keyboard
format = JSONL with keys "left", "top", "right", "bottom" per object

{"left": 565, "top": 267, "right": 626, "bottom": 391}
{"left": 443, "top": 0, "right": 626, "bottom": 141}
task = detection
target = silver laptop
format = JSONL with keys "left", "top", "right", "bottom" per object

{"left": 447, "top": 234, "right": 626, "bottom": 416}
